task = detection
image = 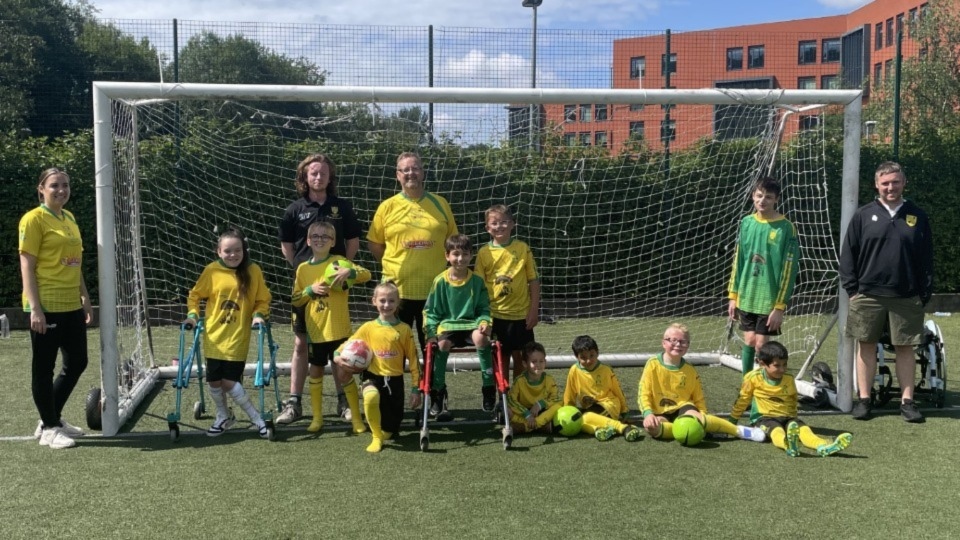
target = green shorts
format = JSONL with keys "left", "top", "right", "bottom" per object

{"left": 845, "top": 294, "right": 924, "bottom": 346}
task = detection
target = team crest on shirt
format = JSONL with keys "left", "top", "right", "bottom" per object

{"left": 906, "top": 214, "right": 917, "bottom": 227}
{"left": 767, "top": 230, "right": 779, "bottom": 243}
{"left": 329, "top": 206, "right": 340, "bottom": 219}
{"left": 219, "top": 300, "right": 240, "bottom": 325}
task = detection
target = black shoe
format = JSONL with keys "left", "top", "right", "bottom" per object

{"left": 851, "top": 398, "right": 872, "bottom": 420}
{"left": 481, "top": 386, "right": 496, "bottom": 413}
{"left": 436, "top": 388, "right": 453, "bottom": 422}
{"left": 900, "top": 399, "right": 925, "bottom": 423}
{"left": 429, "top": 390, "right": 441, "bottom": 418}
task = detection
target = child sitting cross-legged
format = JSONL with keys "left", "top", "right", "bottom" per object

{"left": 506, "top": 341, "right": 561, "bottom": 435}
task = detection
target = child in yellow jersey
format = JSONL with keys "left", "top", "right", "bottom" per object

{"left": 292, "top": 222, "right": 371, "bottom": 434}
{"left": 506, "top": 341, "right": 561, "bottom": 434}
{"left": 184, "top": 226, "right": 271, "bottom": 438}
{"left": 640, "top": 323, "right": 763, "bottom": 443}
{"left": 335, "top": 282, "right": 422, "bottom": 453}
{"left": 474, "top": 205, "right": 541, "bottom": 383}
{"left": 730, "top": 341, "right": 852, "bottom": 457}
{"left": 563, "top": 335, "right": 642, "bottom": 442}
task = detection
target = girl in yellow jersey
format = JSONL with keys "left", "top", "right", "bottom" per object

{"left": 506, "top": 341, "right": 561, "bottom": 434}
{"left": 335, "top": 282, "right": 422, "bottom": 453}
{"left": 19, "top": 168, "right": 93, "bottom": 449}
{"left": 184, "top": 226, "right": 271, "bottom": 438}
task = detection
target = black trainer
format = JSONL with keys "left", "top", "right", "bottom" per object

{"left": 481, "top": 385, "right": 497, "bottom": 412}
{"left": 900, "top": 399, "right": 925, "bottom": 423}
{"left": 436, "top": 388, "right": 453, "bottom": 422}
{"left": 851, "top": 398, "right": 872, "bottom": 420}
{"left": 429, "top": 390, "right": 441, "bottom": 417}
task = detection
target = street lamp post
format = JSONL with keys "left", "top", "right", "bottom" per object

{"left": 522, "top": 0, "right": 542, "bottom": 151}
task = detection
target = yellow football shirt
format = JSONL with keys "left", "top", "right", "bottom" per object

{"left": 342, "top": 319, "right": 421, "bottom": 390}
{"left": 638, "top": 354, "right": 707, "bottom": 418}
{"left": 475, "top": 239, "right": 540, "bottom": 320}
{"left": 18, "top": 205, "right": 84, "bottom": 313}
{"left": 291, "top": 256, "right": 371, "bottom": 344}
{"left": 562, "top": 362, "right": 629, "bottom": 418}
{"left": 187, "top": 262, "right": 271, "bottom": 362}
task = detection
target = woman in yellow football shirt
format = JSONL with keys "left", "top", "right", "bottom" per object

{"left": 19, "top": 168, "right": 93, "bottom": 449}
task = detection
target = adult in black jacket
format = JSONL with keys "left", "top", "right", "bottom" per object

{"left": 839, "top": 161, "right": 933, "bottom": 423}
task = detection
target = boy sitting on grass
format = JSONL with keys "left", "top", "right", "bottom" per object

{"left": 563, "top": 335, "right": 642, "bottom": 442}
{"left": 730, "top": 341, "right": 852, "bottom": 457}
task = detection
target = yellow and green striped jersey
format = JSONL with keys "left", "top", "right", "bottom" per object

{"left": 728, "top": 213, "right": 800, "bottom": 314}
{"left": 341, "top": 319, "right": 420, "bottom": 390}
{"left": 291, "top": 255, "right": 371, "bottom": 344}
{"left": 730, "top": 369, "right": 798, "bottom": 423}
{"left": 638, "top": 354, "right": 707, "bottom": 418}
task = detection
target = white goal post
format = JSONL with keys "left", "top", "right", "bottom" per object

{"left": 92, "top": 82, "right": 862, "bottom": 436}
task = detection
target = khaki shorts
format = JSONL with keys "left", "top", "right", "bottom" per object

{"left": 845, "top": 294, "right": 924, "bottom": 346}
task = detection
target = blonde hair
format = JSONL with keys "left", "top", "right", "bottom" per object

{"left": 664, "top": 322, "right": 690, "bottom": 339}
{"left": 307, "top": 221, "right": 335, "bottom": 238}
{"left": 484, "top": 204, "right": 514, "bottom": 223}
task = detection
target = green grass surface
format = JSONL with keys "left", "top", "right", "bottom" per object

{"left": 1, "top": 317, "right": 959, "bottom": 539}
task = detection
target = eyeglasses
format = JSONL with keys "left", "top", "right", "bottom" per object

{"left": 398, "top": 167, "right": 423, "bottom": 174}
{"left": 309, "top": 234, "right": 334, "bottom": 242}
{"left": 662, "top": 338, "right": 690, "bottom": 346}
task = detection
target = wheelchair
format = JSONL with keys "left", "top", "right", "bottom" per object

{"left": 865, "top": 319, "right": 947, "bottom": 409}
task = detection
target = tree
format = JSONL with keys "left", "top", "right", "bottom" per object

{"left": 865, "top": 0, "right": 960, "bottom": 140}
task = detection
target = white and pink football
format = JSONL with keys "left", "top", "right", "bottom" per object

{"left": 340, "top": 339, "right": 373, "bottom": 370}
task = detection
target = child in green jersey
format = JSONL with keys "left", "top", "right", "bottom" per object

{"left": 726, "top": 177, "right": 800, "bottom": 422}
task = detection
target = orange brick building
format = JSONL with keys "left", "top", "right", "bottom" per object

{"left": 540, "top": 0, "right": 931, "bottom": 153}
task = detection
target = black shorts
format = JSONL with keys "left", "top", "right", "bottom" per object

{"left": 206, "top": 358, "right": 245, "bottom": 383}
{"left": 308, "top": 338, "right": 347, "bottom": 367}
{"left": 661, "top": 404, "right": 700, "bottom": 422}
{"left": 757, "top": 416, "right": 807, "bottom": 436}
{"left": 737, "top": 309, "right": 781, "bottom": 336}
{"left": 492, "top": 318, "right": 535, "bottom": 353}
{"left": 438, "top": 330, "right": 475, "bottom": 348}
{"left": 291, "top": 304, "right": 307, "bottom": 335}
{"left": 360, "top": 372, "right": 406, "bottom": 434}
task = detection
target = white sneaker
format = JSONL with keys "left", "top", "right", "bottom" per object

{"left": 737, "top": 425, "right": 766, "bottom": 442}
{"left": 34, "top": 419, "right": 85, "bottom": 439}
{"left": 207, "top": 414, "right": 236, "bottom": 437}
{"left": 39, "top": 428, "right": 76, "bottom": 449}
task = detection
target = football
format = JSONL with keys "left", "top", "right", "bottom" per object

{"left": 323, "top": 259, "right": 356, "bottom": 291}
{"left": 672, "top": 415, "right": 705, "bottom": 446}
{"left": 339, "top": 339, "right": 373, "bottom": 371}
{"left": 552, "top": 405, "right": 584, "bottom": 437}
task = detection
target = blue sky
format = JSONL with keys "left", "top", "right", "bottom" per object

{"left": 93, "top": 0, "right": 872, "bottom": 31}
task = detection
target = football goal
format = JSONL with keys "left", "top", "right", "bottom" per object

{"left": 92, "top": 82, "right": 862, "bottom": 435}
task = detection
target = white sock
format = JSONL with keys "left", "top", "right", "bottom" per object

{"left": 737, "top": 425, "right": 766, "bottom": 442}
{"left": 209, "top": 386, "right": 229, "bottom": 419}
{"left": 228, "top": 384, "right": 264, "bottom": 426}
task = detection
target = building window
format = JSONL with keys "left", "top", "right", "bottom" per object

{"left": 595, "top": 131, "right": 608, "bottom": 147}
{"left": 661, "top": 53, "right": 677, "bottom": 76}
{"left": 896, "top": 13, "right": 904, "bottom": 37}
{"left": 563, "top": 133, "right": 576, "bottom": 146}
{"left": 798, "top": 76, "right": 816, "bottom": 90}
{"left": 629, "top": 56, "right": 646, "bottom": 79}
{"left": 909, "top": 8, "right": 918, "bottom": 37}
{"left": 579, "top": 104, "right": 592, "bottom": 123}
{"left": 875, "top": 22, "right": 883, "bottom": 50}
{"left": 821, "top": 74, "right": 839, "bottom": 89}
{"left": 748, "top": 45, "right": 764, "bottom": 69}
{"left": 884, "top": 59, "right": 894, "bottom": 80}
{"left": 799, "top": 115, "right": 821, "bottom": 131}
{"left": 629, "top": 103, "right": 645, "bottom": 112}
{"left": 798, "top": 41, "right": 816, "bottom": 64}
{"left": 886, "top": 18, "right": 894, "bottom": 46}
{"left": 821, "top": 38, "right": 840, "bottom": 63}
{"left": 920, "top": 3, "right": 929, "bottom": 19}
{"left": 579, "top": 132, "right": 591, "bottom": 146}
{"left": 873, "top": 63, "right": 882, "bottom": 88}
{"left": 629, "top": 121, "right": 645, "bottom": 140}
{"left": 563, "top": 104, "right": 576, "bottom": 122}
{"left": 726, "top": 47, "right": 743, "bottom": 70}
{"left": 660, "top": 119, "right": 676, "bottom": 143}
{"left": 595, "top": 104, "right": 609, "bottom": 121}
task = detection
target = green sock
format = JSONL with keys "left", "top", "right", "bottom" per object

{"left": 478, "top": 346, "right": 494, "bottom": 386}
{"left": 432, "top": 349, "right": 449, "bottom": 390}
{"left": 741, "top": 346, "right": 755, "bottom": 376}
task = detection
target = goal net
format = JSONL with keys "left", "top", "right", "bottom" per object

{"left": 93, "top": 83, "right": 862, "bottom": 435}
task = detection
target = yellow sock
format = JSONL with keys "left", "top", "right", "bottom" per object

{"left": 798, "top": 425, "right": 829, "bottom": 449}
{"left": 342, "top": 379, "right": 366, "bottom": 434}
{"left": 704, "top": 414, "right": 738, "bottom": 436}
{"left": 580, "top": 412, "right": 623, "bottom": 435}
{"left": 363, "top": 385, "right": 383, "bottom": 452}
{"left": 770, "top": 427, "right": 787, "bottom": 450}
{"left": 307, "top": 376, "right": 323, "bottom": 432}
{"left": 659, "top": 421, "right": 674, "bottom": 440}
